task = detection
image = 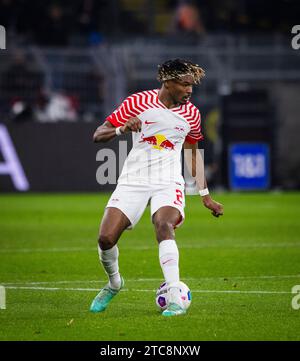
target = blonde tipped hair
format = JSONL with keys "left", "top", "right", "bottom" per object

{"left": 157, "top": 58, "right": 205, "bottom": 84}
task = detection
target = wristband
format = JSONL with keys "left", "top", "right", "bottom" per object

{"left": 115, "top": 127, "right": 123, "bottom": 136}
{"left": 199, "top": 188, "right": 209, "bottom": 197}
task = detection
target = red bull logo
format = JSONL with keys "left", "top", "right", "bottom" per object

{"left": 139, "top": 134, "right": 175, "bottom": 151}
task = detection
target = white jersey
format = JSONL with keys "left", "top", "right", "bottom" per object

{"left": 106, "top": 89, "right": 203, "bottom": 185}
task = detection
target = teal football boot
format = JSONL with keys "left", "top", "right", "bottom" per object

{"left": 90, "top": 277, "right": 124, "bottom": 313}
{"left": 162, "top": 302, "right": 186, "bottom": 317}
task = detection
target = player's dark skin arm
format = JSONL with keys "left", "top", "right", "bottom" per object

{"left": 93, "top": 118, "right": 142, "bottom": 143}
{"left": 184, "top": 141, "right": 224, "bottom": 217}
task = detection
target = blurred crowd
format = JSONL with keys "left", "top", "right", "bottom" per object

{"left": 0, "top": 48, "right": 105, "bottom": 123}
{"left": 0, "top": 0, "right": 298, "bottom": 46}
{"left": 0, "top": 0, "right": 298, "bottom": 123}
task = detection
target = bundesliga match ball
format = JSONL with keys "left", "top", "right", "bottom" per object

{"left": 155, "top": 281, "right": 192, "bottom": 311}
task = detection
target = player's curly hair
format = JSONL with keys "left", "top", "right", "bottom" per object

{"left": 157, "top": 59, "right": 205, "bottom": 84}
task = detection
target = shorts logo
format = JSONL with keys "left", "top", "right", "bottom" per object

{"left": 145, "top": 121, "right": 157, "bottom": 125}
{"left": 174, "top": 189, "right": 183, "bottom": 206}
{"left": 139, "top": 133, "right": 175, "bottom": 151}
{"left": 111, "top": 198, "right": 119, "bottom": 202}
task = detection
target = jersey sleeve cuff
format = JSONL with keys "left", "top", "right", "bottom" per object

{"left": 185, "top": 134, "right": 204, "bottom": 144}
{"left": 106, "top": 114, "right": 121, "bottom": 127}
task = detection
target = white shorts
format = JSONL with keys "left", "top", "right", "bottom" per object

{"left": 106, "top": 182, "right": 185, "bottom": 229}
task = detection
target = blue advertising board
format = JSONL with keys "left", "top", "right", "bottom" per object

{"left": 229, "top": 143, "right": 270, "bottom": 190}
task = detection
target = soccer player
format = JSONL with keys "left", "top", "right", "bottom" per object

{"left": 90, "top": 59, "right": 224, "bottom": 316}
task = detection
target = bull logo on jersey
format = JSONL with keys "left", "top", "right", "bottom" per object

{"left": 139, "top": 133, "right": 175, "bottom": 151}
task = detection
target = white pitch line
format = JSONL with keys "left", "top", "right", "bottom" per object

{"left": 4, "top": 286, "right": 291, "bottom": 295}
{"left": 2, "top": 274, "right": 300, "bottom": 286}
{"left": 130, "top": 289, "right": 291, "bottom": 295}
{"left": 5, "top": 286, "right": 100, "bottom": 292}
{"left": 1, "top": 243, "right": 300, "bottom": 254}
{"left": 0, "top": 247, "right": 95, "bottom": 253}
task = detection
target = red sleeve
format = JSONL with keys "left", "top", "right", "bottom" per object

{"left": 185, "top": 107, "right": 204, "bottom": 144}
{"left": 105, "top": 95, "right": 140, "bottom": 127}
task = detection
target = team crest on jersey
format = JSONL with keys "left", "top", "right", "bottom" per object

{"left": 139, "top": 133, "right": 175, "bottom": 151}
{"left": 174, "top": 126, "right": 185, "bottom": 132}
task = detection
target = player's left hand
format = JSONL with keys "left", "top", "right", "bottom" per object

{"left": 202, "top": 195, "right": 224, "bottom": 218}
{"left": 122, "top": 117, "right": 142, "bottom": 133}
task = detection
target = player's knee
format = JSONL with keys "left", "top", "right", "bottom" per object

{"left": 154, "top": 219, "right": 175, "bottom": 239}
{"left": 98, "top": 232, "right": 117, "bottom": 250}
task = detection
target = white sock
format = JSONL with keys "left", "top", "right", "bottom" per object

{"left": 159, "top": 239, "right": 182, "bottom": 306}
{"left": 98, "top": 244, "right": 121, "bottom": 290}
{"left": 159, "top": 239, "right": 180, "bottom": 284}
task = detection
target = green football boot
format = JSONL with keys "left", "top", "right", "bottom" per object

{"left": 162, "top": 302, "right": 186, "bottom": 317}
{"left": 90, "top": 277, "right": 124, "bottom": 313}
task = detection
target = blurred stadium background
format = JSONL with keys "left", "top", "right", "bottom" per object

{"left": 1, "top": 0, "right": 300, "bottom": 342}
{"left": 0, "top": 0, "right": 300, "bottom": 192}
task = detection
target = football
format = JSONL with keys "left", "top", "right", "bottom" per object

{"left": 155, "top": 281, "right": 192, "bottom": 311}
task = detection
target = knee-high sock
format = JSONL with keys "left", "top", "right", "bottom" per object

{"left": 159, "top": 239, "right": 183, "bottom": 305}
{"left": 159, "top": 239, "right": 180, "bottom": 285}
{"left": 98, "top": 244, "right": 121, "bottom": 290}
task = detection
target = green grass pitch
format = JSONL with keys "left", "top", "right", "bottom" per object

{"left": 0, "top": 192, "right": 300, "bottom": 341}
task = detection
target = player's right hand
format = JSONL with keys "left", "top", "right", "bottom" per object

{"left": 122, "top": 117, "right": 142, "bottom": 133}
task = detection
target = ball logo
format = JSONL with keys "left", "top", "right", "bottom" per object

{"left": 0, "top": 25, "right": 5, "bottom": 50}
{"left": 291, "top": 25, "right": 300, "bottom": 50}
{"left": 291, "top": 285, "right": 300, "bottom": 310}
{"left": 155, "top": 281, "right": 191, "bottom": 312}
